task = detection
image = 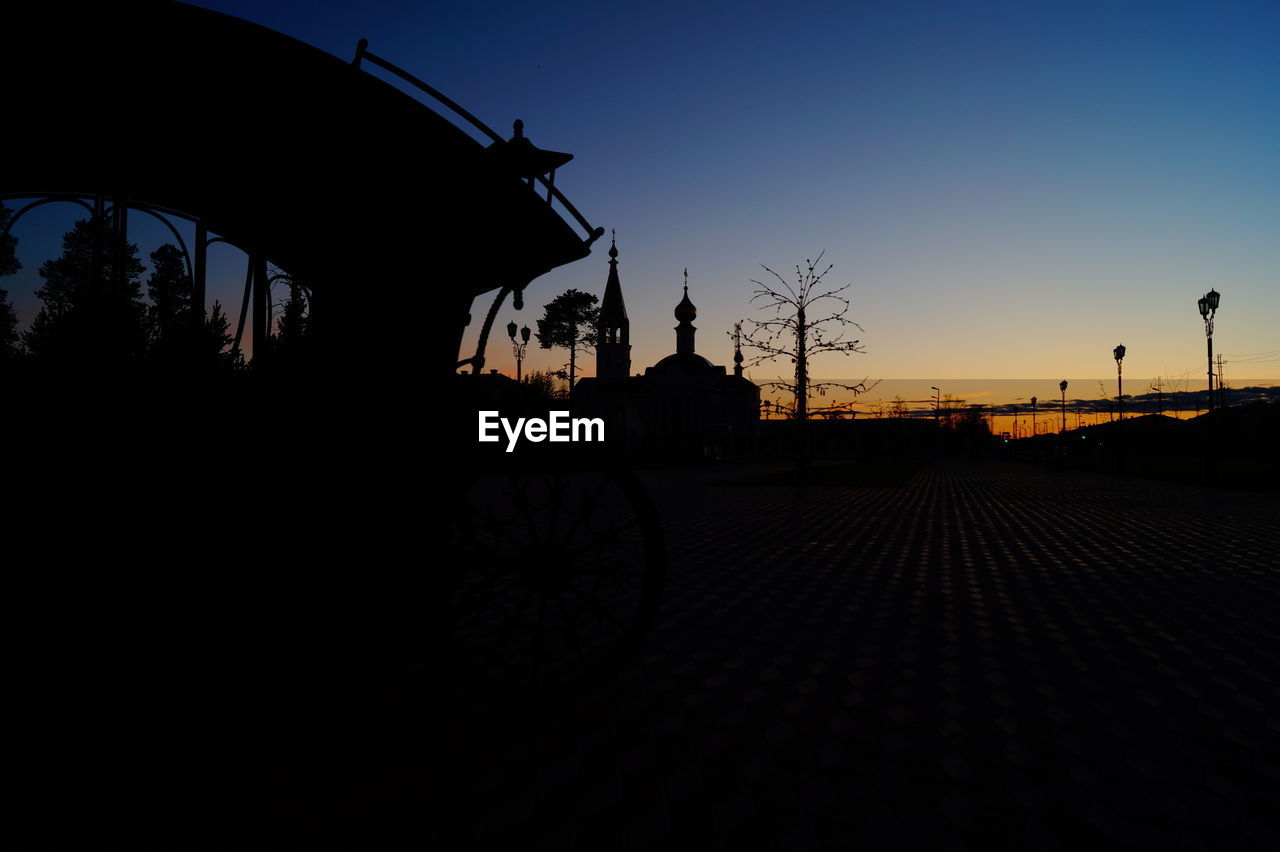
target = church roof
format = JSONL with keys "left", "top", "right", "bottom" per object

{"left": 647, "top": 351, "right": 721, "bottom": 376}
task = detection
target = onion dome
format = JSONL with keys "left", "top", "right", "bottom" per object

{"left": 675, "top": 271, "right": 696, "bottom": 323}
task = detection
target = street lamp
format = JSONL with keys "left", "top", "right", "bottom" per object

{"left": 507, "top": 320, "right": 531, "bottom": 382}
{"left": 1059, "top": 380, "right": 1069, "bottom": 433}
{"left": 931, "top": 386, "right": 940, "bottom": 426}
{"left": 1198, "top": 289, "right": 1220, "bottom": 412}
{"left": 1030, "top": 396, "right": 1037, "bottom": 436}
{"left": 1113, "top": 344, "right": 1125, "bottom": 419}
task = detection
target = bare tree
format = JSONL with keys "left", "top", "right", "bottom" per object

{"left": 739, "top": 251, "right": 877, "bottom": 420}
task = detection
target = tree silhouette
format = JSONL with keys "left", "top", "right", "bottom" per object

{"left": 145, "top": 243, "right": 193, "bottom": 349}
{"left": 271, "top": 277, "right": 310, "bottom": 363}
{"left": 22, "top": 215, "right": 147, "bottom": 367}
{"left": 535, "top": 288, "right": 598, "bottom": 398}
{"left": 740, "top": 251, "right": 876, "bottom": 420}
{"left": 138, "top": 242, "right": 234, "bottom": 370}
{"left": 0, "top": 206, "right": 17, "bottom": 277}
{"left": 523, "top": 368, "right": 569, "bottom": 401}
{"left": 0, "top": 292, "right": 17, "bottom": 362}
{"left": 0, "top": 206, "right": 20, "bottom": 361}
{"left": 952, "top": 405, "right": 991, "bottom": 436}
{"left": 201, "top": 301, "right": 235, "bottom": 368}
{"left": 938, "top": 393, "right": 964, "bottom": 428}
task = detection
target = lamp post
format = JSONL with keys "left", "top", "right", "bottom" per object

{"left": 507, "top": 320, "right": 531, "bottom": 382}
{"left": 1059, "top": 380, "right": 1068, "bottom": 433}
{"left": 1030, "top": 396, "right": 1037, "bottom": 436}
{"left": 1197, "top": 289, "right": 1220, "bottom": 412}
{"left": 931, "top": 386, "right": 941, "bottom": 426}
{"left": 1113, "top": 344, "right": 1125, "bottom": 419}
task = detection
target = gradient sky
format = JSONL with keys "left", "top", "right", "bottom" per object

{"left": 8, "top": 0, "right": 1279, "bottom": 385}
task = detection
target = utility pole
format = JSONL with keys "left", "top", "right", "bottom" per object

{"left": 1213, "top": 350, "right": 1223, "bottom": 406}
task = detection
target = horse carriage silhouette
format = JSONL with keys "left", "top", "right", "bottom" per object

{"left": 6, "top": 1, "right": 663, "bottom": 700}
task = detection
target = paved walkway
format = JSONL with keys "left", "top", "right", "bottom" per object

{"left": 130, "top": 459, "right": 1280, "bottom": 849}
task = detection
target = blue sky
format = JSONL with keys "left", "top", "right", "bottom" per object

{"left": 7, "top": 0, "right": 1278, "bottom": 384}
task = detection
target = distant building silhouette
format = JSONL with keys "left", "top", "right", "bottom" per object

{"left": 577, "top": 248, "right": 758, "bottom": 458}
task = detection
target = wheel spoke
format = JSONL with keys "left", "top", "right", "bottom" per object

{"left": 507, "top": 473, "right": 544, "bottom": 546}
{"left": 547, "top": 471, "right": 563, "bottom": 540}
{"left": 450, "top": 569, "right": 517, "bottom": 623}
{"left": 469, "top": 501, "right": 529, "bottom": 554}
{"left": 560, "top": 472, "right": 615, "bottom": 542}
{"left": 555, "top": 593, "right": 590, "bottom": 671}
{"left": 571, "top": 568, "right": 648, "bottom": 580}
{"left": 570, "top": 516, "right": 642, "bottom": 557}
{"left": 565, "top": 581, "right": 627, "bottom": 634}
{"left": 480, "top": 587, "right": 534, "bottom": 670}
{"left": 448, "top": 467, "right": 662, "bottom": 697}
{"left": 530, "top": 596, "right": 547, "bottom": 689}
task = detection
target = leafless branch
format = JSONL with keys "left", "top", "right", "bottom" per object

{"left": 739, "top": 251, "right": 878, "bottom": 419}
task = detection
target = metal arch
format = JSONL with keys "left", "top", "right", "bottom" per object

{"left": 1, "top": 194, "right": 236, "bottom": 287}
{"left": 353, "top": 39, "right": 504, "bottom": 145}
{"left": 3, "top": 191, "right": 298, "bottom": 364}
{"left": 208, "top": 243, "right": 305, "bottom": 357}
{"left": 267, "top": 272, "right": 292, "bottom": 318}
{"left": 2, "top": 192, "right": 261, "bottom": 263}
{"left": 231, "top": 258, "right": 254, "bottom": 356}
{"left": 352, "top": 42, "right": 606, "bottom": 248}
{"left": 1, "top": 192, "right": 213, "bottom": 229}
{"left": 266, "top": 271, "right": 312, "bottom": 321}
{"left": 206, "top": 238, "right": 297, "bottom": 277}
{"left": 120, "top": 204, "right": 195, "bottom": 284}
{"left": 458, "top": 284, "right": 512, "bottom": 373}
{"left": 0, "top": 195, "right": 97, "bottom": 241}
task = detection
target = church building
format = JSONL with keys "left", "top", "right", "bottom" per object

{"left": 575, "top": 236, "right": 759, "bottom": 459}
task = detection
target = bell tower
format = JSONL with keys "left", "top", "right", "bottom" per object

{"left": 596, "top": 231, "right": 631, "bottom": 380}
{"left": 674, "top": 269, "right": 697, "bottom": 356}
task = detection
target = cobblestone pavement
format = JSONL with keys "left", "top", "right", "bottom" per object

{"left": 183, "top": 459, "right": 1280, "bottom": 850}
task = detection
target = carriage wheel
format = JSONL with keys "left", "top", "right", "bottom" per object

{"left": 446, "top": 465, "right": 664, "bottom": 699}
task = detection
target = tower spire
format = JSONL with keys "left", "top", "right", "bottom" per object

{"left": 596, "top": 229, "right": 630, "bottom": 380}
{"left": 733, "top": 321, "right": 744, "bottom": 377}
{"left": 674, "top": 270, "right": 697, "bottom": 355}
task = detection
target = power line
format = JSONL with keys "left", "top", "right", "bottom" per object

{"left": 1224, "top": 356, "right": 1280, "bottom": 365}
